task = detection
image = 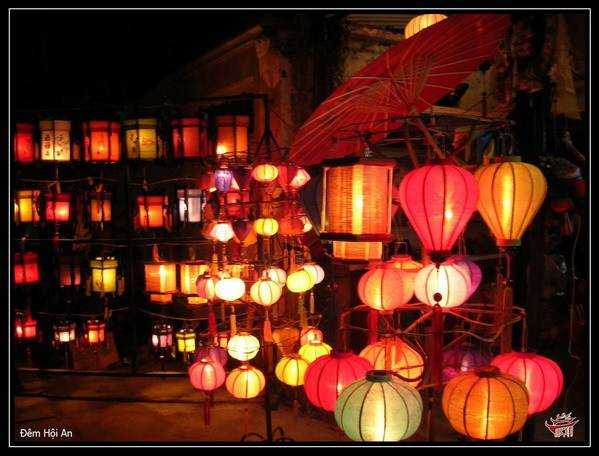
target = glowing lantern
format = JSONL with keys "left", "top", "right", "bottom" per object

{"left": 399, "top": 160, "right": 478, "bottom": 259}
{"left": 442, "top": 366, "right": 529, "bottom": 440}
{"left": 89, "top": 191, "right": 112, "bottom": 223}
{"left": 302, "top": 262, "right": 325, "bottom": 285}
{"left": 86, "top": 320, "right": 106, "bottom": 345}
{"left": 210, "top": 221, "right": 235, "bottom": 243}
{"left": 194, "top": 345, "right": 227, "bottom": 366}
{"left": 299, "top": 215, "right": 313, "bottom": 233}
{"left": 213, "top": 331, "right": 229, "bottom": 349}
{"left": 474, "top": 156, "right": 547, "bottom": 248}
{"left": 14, "top": 123, "right": 35, "bottom": 162}
{"left": 404, "top": 13, "right": 448, "bottom": 39}
{"left": 14, "top": 252, "right": 39, "bottom": 284}
{"left": 215, "top": 115, "right": 249, "bottom": 160}
{"left": 90, "top": 257, "right": 118, "bottom": 293}
{"left": 286, "top": 268, "right": 314, "bottom": 293}
{"left": 16, "top": 316, "right": 37, "bottom": 340}
{"left": 332, "top": 241, "right": 382, "bottom": 261}
{"left": 492, "top": 352, "right": 564, "bottom": 415}
{"left": 14, "top": 190, "right": 40, "bottom": 223}
{"left": 266, "top": 266, "right": 287, "bottom": 286}
{"left": 196, "top": 273, "right": 218, "bottom": 300}
{"left": 145, "top": 262, "right": 177, "bottom": 304}
{"left": 359, "top": 338, "right": 425, "bottom": 385}
{"left": 298, "top": 340, "right": 332, "bottom": 363}
{"left": 321, "top": 158, "right": 395, "bottom": 241}
{"left": 189, "top": 357, "right": 226, "bottom": 391}
{"left": 251, "top": 163, "right": 279, "bottom": 183}
{"left": 300, "top": 326, "right": 323, "bottom": 345}
{"left": 232, "top": 219, "right": 256, "bottom": 247}
{"left": 137, "top": 195, "right": 167, "bottom": 229}
{"left": 177, "top": 327, "right": 197, "bottom": 353}
{"left": 59, "top": 255, "right": 81, "bottom": 287}
{"left": 215, "top": 275, "right": 246, "bottom": 302}
{"left": 40, "top": 120, "right": 71, "bottom": 161}
{"left": 335, "top": 370, "right": 423, "bottom": 442}
{"left": 414, "top": 260, "right": 471, "bottom": 308}
{"left": 448, "top": 255, "right": 482, "bottom": 300}
{"left": 54, "top": 321, "right": 76, "bottom": 344}
{"left": 177, "top": 189, "right": 204, "bottom": 223}
{"left": 250, "top": 277, "right": 282, "bottom": 306}
{"left": 442, "top": 345, "right": 491, "bottom": 382}
{"left": 253, "top": 217, "right": 279, "bottom": 237}
{"left": 275, "top": 354, "right": 309, "bottom": 386}
{"left": 151, "top": 323, "right": 174, "bottom": 356}
{"left": 214, "top": 168, "right": 234, "bottom": 193}
{"left": 180, "top": 262, "right": 209, "bottom": 304}
{"left": 83, "top": 121, "right": 121, "bottom": 162}
{"left": 124, "top": 118, "right": 158, "bottom": 160}
{"left": 304, "top": 352, "right": 372, "bottom": 412}
{"left": 277, "top": 164, "right": 311, "bottom": 193}
{"left": 226, "top": 364, "right": 265, "bottom": 399}
{"left": 45, "top": 193, "right": 70, "bottom": 223}
{"left": 171, "top": 117, "right": 208, "bottom": 159}
{"left": 278, "top": 215, "right": 305, "bottom": 237}
{"left": 386, "top": 254, "right": 422, "bottom": 276}
{"left": 227, "top": 332, "right": 260, "bottom": 361}
{"left": 272, "top": 327, "right": 300, "bottom": 355}
{"left": 357, "top": 261, "right": 414, "bottom": 311}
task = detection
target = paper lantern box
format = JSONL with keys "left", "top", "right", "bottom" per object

{"left": 69, "top": 331, "right": 120, "bottom": 370}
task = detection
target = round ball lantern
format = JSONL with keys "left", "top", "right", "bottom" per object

{"left": 414, "top": 260, "right": 472, "bottom": 308}
{"left": 335, "top": 370, "right": 423, "bottom": 442}
{"left": 302, "top": 262, "right": 325, "bottom": 285}
{"left": 442, "top": 345, "right": 491, "bottom": 382}
{"left": 196, "top": 273, "right": 218, "bottom": 300}
{"left": 286, "top": 268, "right": 314, "bottom": 293}
{"left": 298, "top": 340, "right": 332, "bottom": 363}
{"left": 359, "top": 338, "right": 425, "bottom": 385}
{"left": 253, "top": 217, "right": 279, "bottom": 237}
{"left": 474, "top": 156, "right": 547, "bottom": 248}
{"left": 215, "top": 276, "right": 246, "bottom": 302}
{"left": 357, "top": 261, "right": 414, "bottom": 312}
{"left": 304, "top": 352, "right": 372, "bottom": 412}
{"left": 250, "top": 276, "right": 282, "bottom": 306}
{"left": 188, "top": 357, "right": 226, "bottom": 392}
{"left": 492, "top": 352, "right": 563, "bottom": 415}
{"left": 275, "top": 354, "right": 310, "bottom": 386}
{"left": 252, "top": 163, "right": 279, "bottom": 183}
{"left": 448, "top": 255, "right": 482, "bottom": 300}
{"left": 227, "top": 332, "right": 260, "bottom": 361}
{"left": 194, "top": 345, "right": 228, "bottom": 366}
{"left": 210, "top": 221, "right": 235, "bottom": 243}
{"left": 266, "top": 266, "right": 287, "bottom": 286}
{"left": 398, "top": 160, "right": 479, "bottom": 260}
{"left": 442, "top": 366, "right": 529, "bottom": 440}
{"left": 300, "top": 326, "right": 323, "bottom": 345}
{"left": 226, "top": 364, "right": 265, "bottom": 399}
{"left": 404, "top": 13, "right": 448, "bottom": 39}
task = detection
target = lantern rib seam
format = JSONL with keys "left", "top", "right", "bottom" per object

{"left": 461, "top": 377, "right": 481, "bottom": 439}
{"left": 494, "top": 376, "right": 518, "bottom": 435}
{"left": 439, "top": 165, "right": 447, "bottom": 251}
{"left": 489, "top": 164, "right": 505, "bottom": 240}
{"left": 508, "top": 162, "right": 517, "bottom": 240}
{"left": 380, "top": 383, "right": 388, "bottom": 441}
{"left": 515, "top": 164, "right": 539, "bottom": 240}
{"left": 358, "top": 382, "right": 376, "bottom": 441}
{"left": 390, "top": 381, "right": 411, "bottom": 441}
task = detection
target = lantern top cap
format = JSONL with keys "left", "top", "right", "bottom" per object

{"left": 321, "top": 156, "right": 396, "bottom": 168}
{"left": 366, "top": 370, "right": 392, "bottom": 382}
{"left": 474, "top": 365, "right": 501, "bottom": 377}
{"left": 493, "top": 155, "right": 522, "bottom": 163}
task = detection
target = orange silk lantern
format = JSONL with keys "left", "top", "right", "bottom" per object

{"left": 16, "top": 315, "right": 37, "bottom": 340}
{"left": 145, "top": 262, "right": 177, "bottom": 304}
{"left": 414, "top": 260, "right": 472, "bottom": 308}
{"left": 404, "top": 13, "right": 448, "bottom": 38}
{"left": 226, "top": 364, "right": 265, "bottom": 399}
{"left": 399, "top": 160, "right": 478, "bottom": 260}
{"left": 137, "top": 195, "right": 167, "bottom": 229}
{"left": 180, "top": 261, "right": 209, "bottom": 304}
{"left": 171, "top": 117, "right": 208, "bottom": 159}
{"left": 357, "top": 261, "right": 414, "bottom": 311}
{"left": 89, "top": 191, "right": 112, "bottom": 223}
{"left": 272, "top": 326, "right": 300, "bottom": 355}
{"left": 14, "top": 123, "right": 35, "bottom": 162}
{"left": 251, "top": 163, "right": 279, "bottom": 183}
{"left": 14, "top": 252, "right": 39, "bottom": 284}
{"left": 215, "top": 115, "right": 249, "bottom": 160}
{"left": 45, "top": 193, "right": 70, "bottom": 223}
{"left": 14, "top": 190, "right": 40, "bottom": 223}
{"left": 124, "top": 118, "right": 159, "bottom": 160}
{"left": 359, "top": 337, "right": 425, "bottom": 385}
{"left": 332, "top": 241, "right": 382, "bottom": 261}
{"left": 86, "top": 320, "right": 106, "bottom": 345}
{"left": 188, "top": 357, "right": 226, "bottom": 391}
{"left": 40, "top": 120, "right": 71, "bottom": 161}
{"left": 83, "top": 121, "right": 121, "bottom": 162}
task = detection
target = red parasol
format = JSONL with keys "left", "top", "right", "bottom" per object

{"left": 289, "top": 14, "right": 511, "bottom": 166}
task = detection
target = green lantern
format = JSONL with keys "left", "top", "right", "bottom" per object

{"left": 335, "top": 370, "right": 423, "bottom": 442}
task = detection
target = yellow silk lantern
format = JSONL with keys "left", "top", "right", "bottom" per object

{"left": 275, "top": 354, "right": 309, "bottom": 386}
{"left": 286, "top": 268, "right": 314, "bottom": 293}
{"left": 404, "top": 14, "right": 448, "bottom": 39}
{"left": 227, "top": 332, "right": 260, "bottom": 361}
{"left": 90, "top": 257, "right": 117, "bottom": 293}
{"left": 180, "top": 262, "right": 209, "bottom": 304}
{"left": 14, "top": 190, "right": 40, "bottom": 223}
{"left": 226, "top": 364, "right": 265, "bottom": 399}
{"left": 298, "top": 340, "right": 332, "bottom": 363}
{"left": 266, "top": 266, "right": 287, "bottom": 286}
{"left": 250, "top": 277, "right": 283, "bottom": 306}
{"left": 253, "top": 217, "right": 279, "bottom": 237}
{"left": 215, "top": 275, "right": 246, "bottom": 302}
{"left": 40, "top": 120, "right": 71, "bottom": 161}
{"left": 176, "top": 327, "right": 196, "bottom": 353}
{"left": 251, "top": 163, "right": 279, "bottom": 183}
{"left": 124, "top": 118, "right": 158, "bottom": 160}
{"left": 332, "top": 241, "right": 383, "bottom": 261}
{"left": 145, "top": 262, "right": 177, "bottom": 304}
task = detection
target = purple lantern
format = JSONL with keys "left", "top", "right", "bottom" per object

{"left": 214, "top": 168, "right": 233, "bottom": 193}
{"left": 194, "top": 345, "right": 228, "bottom": 366}
{"left": 442, "top": 345, "right": 492, "bottom": 381}
{"left": 448, "top": 255, "right": 482, "bottom": 300}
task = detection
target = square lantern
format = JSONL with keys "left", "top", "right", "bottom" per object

{"left": 14, "top": 123, "right": 35, "bottom": 163}
{"left": 145, "top": 262, "right": 177, "bottom": 304}
{"left": 90, "top": 257, "right": 118, "bottom": 293}
{"left": 83, "top": 121, "right": 121, "bottom": 162}
{"left": 89, "top": 191, "right": 112, "bottom": 223}
{"left": 124, "top": 118, "right": 159, "bottom": 160}
{"left": 54, "top": 321, "right": 77, "bottom": 344}
{"left": 215, "top": 115, "right": 249, "bottom": 160}
{"left": 214, "top": 331, "right": 229, "bottom": 349}
{"left": 171, "top": 117, "right": 209, "bottom": 159}
{"left": 138, "top": 195, "right": 168, "bottom": 229}
{"left": 332, "top": 241, "right": 383, "bottom": 261}
{"left": 14, "top": 252, "right": 39, "bottom": 284}
{"left": 86, "top": 320, "right": 105, "bottom": 345}
{"left": 176, "top": 327, "right": 196, "bottom": 353}
{"left": 14, "top": 190, "right": 40, "bottom": 223}
{"left": 45, "top": 193, "right": 71, "bottom": 223}
{"left": 151, "top": 323, "right": 174, "bottom": 357}
{"left": 321, "top": 157, "right": 395, "bottom": 242}
{"left": 40, "top": 120, "right": 71, "bottom": 161}
{"left": 59, "top": 255, "right": 81, "bottom": 287}
{"left": 16, "top": 315, "right": 37, "bottom": 340}
{"left": 180, "top": 261, "right": 209, "bottom": 304}
{"left": 177, "top": 189, "right": 204, "bottom": 223}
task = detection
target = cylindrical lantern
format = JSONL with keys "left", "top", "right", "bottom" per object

{"left": 226, "top": 364, "right": 265, "bottom": 399}
{"left": 492, "top": 352, "right": 564, "bottom": 415}
{"left": 90, "top": 257, "right": 118, "bottom": 293}
{"left": 266, "top": 266, "right": 287, "bottom": 286}
{"left": 83, "top": 121, "right": 121, "bottom": 162}
{"left": 215, "top": 275, "right": 246, "bottom": 302}
{"left": 253, "top": 217, "right": 279, "bottom": 237}
{"left": 275, "top": 353, "right": 309, "bottom": 386}
{"left": 335, "top": 370, "right": 423, "bottom": 442}
{"left": 399, "top": 160, "right": 479, "bottom": 259}
{"left": 151, "top": 323, "right": 174, "bottom": 356}
{"left": 14, "top": 190, "right": 40, "bottom": 223}
{"left": 227, "top": 332, "right": 260, "bottom": 361}
{"left": 214, "top": 168, "right": 234, "bottom": 193}
{"left": 59, "top": 255, "right": 81, "bottom": 287}
{"left": 137, "top": 195, "right": 167, "bottom": 229}
{"left": 302, "top": 262, "right": 325, "bottom": 285}
{"left": 215, "top": 115, "right": 249, "bottom": 160}
{"left": 144, "top": 262, "right": 177, "bottom": 304}
{"left": 442, "top": 345, "right": 491, "bottom": 382}
{"left": 124, "top": 118, "right": 159, "bottom": 160}
{"left": 196, "top": 273, "right": 219, "bottom": 301}
{"left": 286, "top": 268, "right": 314, "bottom": 293}
{"left": 194, "top": 345, "right": 227, "bottom": 366}
{"left": 298, "top": 340, "right": 332, "bottom": 363}
{"left": 251, "top": 163, "right": 279, "bottom": 183}
{"left": 14, "top": 123, "right": 35, "bottom": 163}
{"left": 89, "top": 191, "right": 112, "bottom": 223}
{"left": 359, "top": 338, "right": 425, "bottom": 385}
{"left": 180, "top": 261, "right": 209, "bottom": 304}
{"left": 321, "top": 158, "right": 395, "bottom": 241}
{"left": 171, "top": 117, "right": 208, "bottom": 159}
{"left": 189, "top": 357, "right": 226, "bottom": 391}
{"left": 209, "top": 221, "right": 235, "bottom": 243}
{"left": 40, "top": 120, "right": 71, "bottom": 161}
{"left": 176, "top": 327, "right": 196, "bottom": 353}
{"left": 300, "top": 326, "right": 323, "bottom": 345}
{"left": 332, "top": 241, "right": 382, "bottom": 261}
{"left": 250, "top": 277, "right": 282, "bottom": 306}
{"left": 45, "top": 193, "right": 70, "bottom": 223}
{"left": 404, "top": 13, "right": 448, "bottom": 39}
{"left": 304, "top": 352, "right": 372, "bottom": 412}
{"left": 14, "top": 252, "right": 39, "bottom": 284}
{"left": 16, "top": 316, "right": 37, "bottom": 340}
{"left": 414, "top": 260, "right": 471, "bottom": 308}
{"left": 54, "top": 321, "right": 76, "bottom": 344}
{"left": 277, "top": 163, "right": 311, "bottom": 194}
{"left": 86, "top": 320, "right": 106, "bottom": 345}
{"left": 474, "top": 156, "right": 547, "bottom": 248}
{"left": 442, "top": 366, "right": 529, "bottom": 440}
{"left": 357, "top": 261, "right": 414, "bottom": 311}
{"left": 177, "top": 189, "right": 204, "bottom": 223}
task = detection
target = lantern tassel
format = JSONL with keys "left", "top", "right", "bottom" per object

{"left": 308, "top": 290, "right": 315, "bottom": 315}
{"left": 230, "top": 306, "right": 237, "bottom": 336}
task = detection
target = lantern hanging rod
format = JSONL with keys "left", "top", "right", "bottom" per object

{"left": 13, "top": 237, "right": 213, "bottom": 246}
{"left": 14, "top": 307, "right": 129, "bottom": 319}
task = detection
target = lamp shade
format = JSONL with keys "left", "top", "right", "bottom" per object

{"left": 14, "top": 190, "right": 40, "bottom": 223}
{"left": 442, "top": 366, "right": 529, "bottom": 440}
{"left": 40, "top": 120, "right": 71, "bottom": 161}
{"left": 214, "top": 168, "right": 234, "bottom": 193}
{"left": 298, "top": 340, "right": 332, "bottom": 363}
{"left": 398, "top": 161, "right": 478, "bottom": 258}
{"left": 86, "top": 320, "right": 106, "bottom": 345}
{"left": 177, "top": 189, "right": 204, "bottom": 223}
{"left": 59, "top": 255, "right": 81, "bottom": 287}
{"left": 171, "top": 117, "right": 208, "bottom": 159}
{"left": 253, "top": 217, "right": 279, "bottom": 237}
{"left": 474, "top": 156, "right": 547, "bottom": 247}
{"left": 275, "top": 354, "right": 309, "bottom": 386}
{"left": 137, "top": 195, "right": 167, "bottom": 229}
{"left": 357, "top": 261, "right": 414, "bottom": 311}
{"left": 226, "top": 364, "right": 265, "bottom": 399}
{"left": 89, "top": 191, "right": 112, "bottom": 223}
{"left": 210, "top": 221, "right": 235, "bottom": 243}
{"left": 359, "top": 338, "right": 425, "bottom": 386}
{"left": 302, "top": 262, "right": 325, "bottom": 285}
{"left": 447, "top": 255, "right": 482, "bottom": 300}
{"left": 215, "top": 115, "right": 249, "bottom": 160}
{"left": 491, "top": 352, "right": 563, "bottom": 415}
{"left": 277, "top": 164, "right": 311, "bottom": 193}
{"left": 194, "top": 345, "right": 228, "bottom": 366}
{"left": 404, "top": 13, "right": 448, "bottom": 39}
{"left": 83, "top": 121, "right": 121, "bottom": 162}
{"left": 124, "top": 118, "right": 158, "bottom": 160}
{"left": 286, "top": 268, "right": 314, "bottom": 293}
{"left": 227, "top": 332, "right": 260, "bottom": 361}
{"left": 14, "top": 252, "right": 39, "bottom": 284}
{"left": 14, "top": 123, "right": 35, "bottom": 162}
{"left": 16, "top": 316, "right": 37, "bottom": 340}
{"left": 144, "top": 262, "right": 177, "bottom": 303}
{"left": 335, "top": 370, "right": 423, "bottom": 442}
{"left": 272, "top": 326, "right": 300, "bottom": 355}
{"left": 45, "top": 193, "right": 71, "bottom": 223}
{"left": 180, "top": 262, "right": 209, "bottom": 304}
{"left": 278, "top": 215, "right": 305, "bottom": 237}
{"left": 232, "top": 219, "right": 255, "bottom": 245}
{"left": 442, "top": 345, "right": 491, "bottom": 382}
{"left": 188, "top": 357, "right": 226, "bottom": 392}
{"left": 176, "top": 328, "right": 196, "bottom": 353}
{"left": 266, "top": 266, "right": 287, "bottom": 286}
{"left": 250, "top": 277, "right": 282, "bottom": 306}
{"left": 251, "top": 163, "right": 279, "bottom": 183}
{"left": 151, "top": 323, "right": 174, "bottom": 353}
{"left": 90, "top": 257, "right": 117, "bottom": 293}
{"left": 414, "top": 260, "right": 472, "bottom": 308}
{"left": 215, "top": 276, "right": 246, "bottom": 302}
{"left": 332, "top": 241, "right": 383, "bottom": 261}
{"left": 196, "top": 273, "right": 218, "bottom": 300}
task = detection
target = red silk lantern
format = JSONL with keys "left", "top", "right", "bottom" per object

{"left": 414, "top": 260, "right": 472, "bottom": 308}
{"left": 45, "top": 193, "right": 71, "bottom": 223}
{"left": 83, "top": 121, "right": 121, "bottom": 162}
{"left": 14, "top": 123, "right": 35, "bottom": 162}
{"left": 16, "top": 315, "right": 37, "bottom": 340}
{"left": 357, "top": 261, "right": 414, "bottom": 311}
{"left": 303, "top": 352, "right": 372, "bottom": 412}
{"left": 399, "top": 160, "right": 478, "bottom": 259}
{"left": 492, "top": 352, "right": 564, "bottom": 415}
{"left": 277, "top": 163, "right": 311, "bottom": 193}
{"left": 14, "top": 252, "right": 39, "bottom": 284}
{"left": 171, "top": 117, "right": 208, "bottom": 159}
{"left": 189, "top": 356, "right": 226, "bottom": 392}
{"left": 137, "top": 195, "right": 167, "bottom": 229}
